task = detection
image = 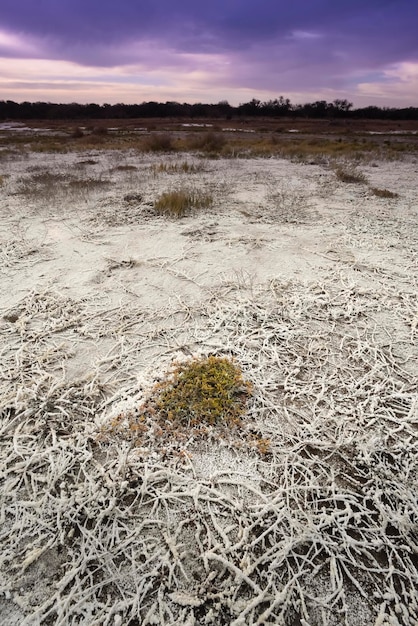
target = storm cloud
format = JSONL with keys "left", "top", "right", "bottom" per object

{"left": 0, "top": 0, "right": 417, "bottom": 105}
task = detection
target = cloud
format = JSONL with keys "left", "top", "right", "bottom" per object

{"left": 0, "top": 29, "right": 41, "bottom": 57}
{"left": 0, "top": 1, "right": 417, "bottom": 106}
{"left": 0, "top": 1, "right": 416, "bottom": 63}
{"left": 356, "top": 62, "right": 418, "bottom": 106}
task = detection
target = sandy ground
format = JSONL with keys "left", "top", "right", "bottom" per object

{"left": 0, "top": 148, "right": 417, "bottom": 625}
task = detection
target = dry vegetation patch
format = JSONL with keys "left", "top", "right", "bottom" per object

{"left": 154, "top": 187, "right": 213, "bottom": 217}
{"left": 1, "top": 138, "right": 417, "bottom": 626}
{"left": 14, "top": 170, "right": 111, "bottom": 201}
{"left": 186, "top": 131, "right": 227, "bottom": 156}
{"left": 142, "top": 132, "right": 175, "bottom": 152}
{"left": 370, "top": 186, "right": 399, "bottom": 198}
{"left": 334, "top": 165, "right": 368, "bottom": 184}
{"left": 152, "top": 160, "right": 206, "bottom": 174}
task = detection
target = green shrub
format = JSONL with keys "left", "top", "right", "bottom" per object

{"left": 150, "top": 356, "right": 252, "bottom": 427}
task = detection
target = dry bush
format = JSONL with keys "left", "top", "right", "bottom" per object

{"left": 111, "top": 164, "right": 138, "bottom": 172}
{"left": 154, "top": 187, "right": 213, "bottom": 217}
{"left": 370, "top": 186, "right": 399, "bottom": 198}
{"left": 123, "top": 192, "right": 143, "bottom": 204}
{"left": 70, "top": 127, "right": 84, "bottom": 138}
{"left": 265, "top": 181, "right": 312, "bottom": 224}
{"left": 270, "top": 137, "right": 386, "bottom": 163}
{"left": 91, "top": 126, "right": 108, "bottom": 136}
{"left": 334, "top": 166, "right": 368, "bottom": 184}
{"left": 0, "top": 148, "right": 27, "bottom": 162}
{"left": 14, "top": 171, "right": 111, "bottom": 201}
{"left": 142, "top": 133, "right": 175, "bottom": 152}
{"left": 77, "top": 158, "right": 98, "bottom": 165}
{"left": 152, "top": 160, "right": 206, "bottom": 174}
{"left": 187, "top": 131, "right": 227, "bottom": 155}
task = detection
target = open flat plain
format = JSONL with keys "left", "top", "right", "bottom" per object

{"left": 0, "top": 121, "right": 417, "bottom": 625}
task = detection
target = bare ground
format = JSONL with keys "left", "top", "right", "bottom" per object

{"left": 0, "top": 146, "right": 417, "bottom": 625}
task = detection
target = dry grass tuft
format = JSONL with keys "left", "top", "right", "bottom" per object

{"left": 187, "top": 131, "right": 227, "bottom": 156}
{"left": 370, "top": 186, "right": 399, "bottom": 198}
{"left": 70, "top": 127, "right": 84, "bottom": 139}
{"left": 152, "top": 160, "right": 206, "bottom": 174}
{"left": 154, "top": 187, "right": 213, "bottom": 217}
{"left": 77, "top": 158, "right": 98, "bottom": 165}
{"left": 14, "top": 171, "right": 111, "bottom": 201}
{"left": 111, "top": 164, "right": 138, "bottom": 172}
{"left": 334, "top": 166, "right": 368, "bottom": 184}
{"left": 142, "top": 133, "right": 175, "bottom": 152}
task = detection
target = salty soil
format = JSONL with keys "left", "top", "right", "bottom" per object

{"left": 0, "top": 146, "right": 417, "bottom": 625}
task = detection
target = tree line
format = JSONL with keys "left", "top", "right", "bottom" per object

{"left": 0, "top": 98, "right": 417, "bottom": 120}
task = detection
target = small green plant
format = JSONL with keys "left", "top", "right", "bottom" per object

{"left": 370, "top": 187, "right": 398, "bottom": 198}
{"left": 154, "top": 188, "right": 213, "bottom": 217}
{"left": 149, "top": 355, "right": 252, "bottom": 427}
{"left": 334, "top": 166, "right": 368, "bottom": 184}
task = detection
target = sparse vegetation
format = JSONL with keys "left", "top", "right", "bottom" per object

{"left": 154, "top": 187, "right": 213, "bottom": 217}
{"left": 142, "top": 132, "right": 175, "bottom": 152}
{"left": 77, "top": 158, "right": 98, "bottom": 165}
{"left": 14, "top": 171, "right": 111, "bottom": 200}
{"left": 267, "top": 184, "right": 311, "bottom": 223}
{"left": 152, "top": 160, "right": 206, "bottom": 174}
{"left": 370, "top": 186, "right": 399, "bottom": 198}
{"left": 91, "top": 126, "right": 108, "bottom": 136}
{"left": 124, "top": 192, "right": 143, "bottom": 204}
{"left": 2, "top": 137, "right": 418, "bottom": 626}
{"left": 187, "top": 131, "right": 227, "bottom": 156}
{"left": 0, "top": 118, "right": 416, "bottom": 161}
{"left": 334, "top": 166, "right": 368, "bottom": 184}
{"left": 71, "top": 127, "right": 84, "bottom": 139}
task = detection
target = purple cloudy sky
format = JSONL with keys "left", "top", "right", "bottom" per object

{"left": 0, "top": 0, "right": 417, "bottom": 106}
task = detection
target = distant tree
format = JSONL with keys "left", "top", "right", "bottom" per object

{"left": 238, "top": 99, "right": 262, "bottom": 116}
{"left": 0, "top": 97, "right": 416, "bottom": 122}
{"left": 261, "top": 97, "right": 292, "bottom": 116}
{"left": 217, "top": 100, "right": 233, "bottom": 118}
{"left": 331, "top": 99, "right": 353, "bottom": 116}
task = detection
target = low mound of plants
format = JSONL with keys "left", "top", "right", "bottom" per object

{"left": 150, "top": 355, "right": 252, "bottom": 427}
{"left": 107, "top": 355, "right": 253, "bottom": 451}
